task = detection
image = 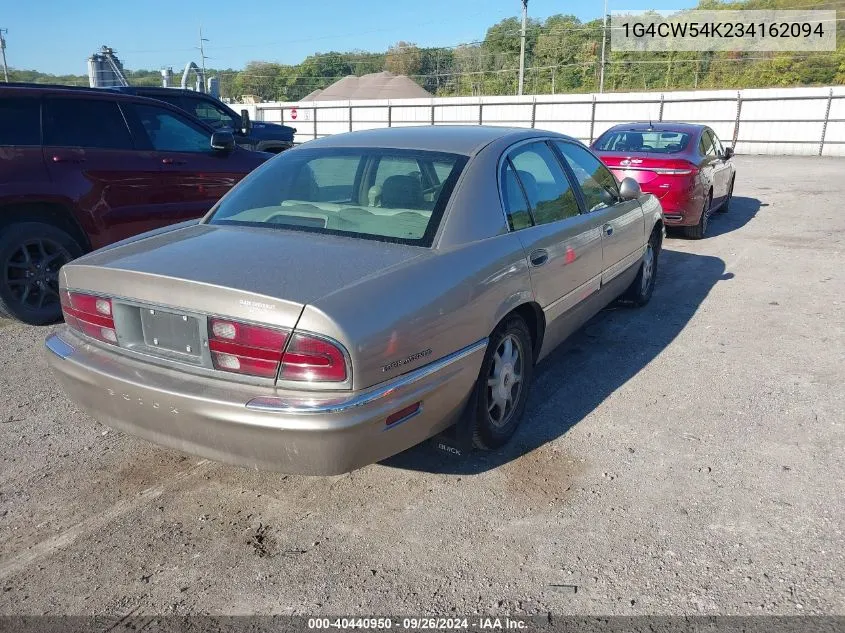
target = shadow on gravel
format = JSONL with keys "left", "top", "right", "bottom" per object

{"left": 383, "top": 248, "right": 731, "bottom": 475}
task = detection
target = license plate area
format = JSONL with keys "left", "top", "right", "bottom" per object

{"left": 140, "top": 308, "right": 202, "bottom": 357}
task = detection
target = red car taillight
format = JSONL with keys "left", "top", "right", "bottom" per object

{"left": 652, "top": 160, "right": 698, "bottom": 176}
{"left": 60, "top": 290, "right": 117, "bottom": 345}
{"left": 208, "top": 318, "right": 348, "bottom": 383}
{"left": 279, "top": 333, "right": 348, "bottom": 382}
{"left": 209, "top": 318, "right": 288, "bottom": 379}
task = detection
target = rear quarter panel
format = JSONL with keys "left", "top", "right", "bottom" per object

{"left": 298, "top": 232, "right": 532, "bottom": 391}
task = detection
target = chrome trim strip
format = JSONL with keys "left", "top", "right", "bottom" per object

{"left": 246, "top": 338, "right": 489, "bottom": 414}
{"left": 45, "top": 333, "right": 75, "bottom": 360}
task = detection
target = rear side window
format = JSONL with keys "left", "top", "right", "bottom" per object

{"left": 708, "top": 130, "right": 724, "bottom": 156}
{"left": 0, "top": 97, "right": 41, "bottom": 146}
{"left": 508, "top": 142, "right": 580, "bottom": 225}
{"left": 500, "top": 160, "right": 532, "bottom": 231}
{"left": 43, "top": 98, "right": 133, "bottom": 150}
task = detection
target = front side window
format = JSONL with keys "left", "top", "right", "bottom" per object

{"left": 44, "top": 98, "right": 133, "bottom": 150}
{"left": 132, "top": 104, "right": 211, "bottom": 153}
{"left": 508, "top": 142, "right": 580, "bottom": 225}
{"left": 0, "top": 97, "right": 41, "bottom": 146}
{"left": 208, "top": 148, "right": 467, "bottom": 246}
{"left": 185, "top": 97, "right": 235, "bottom": 129}
{"left": 708, "top": 130, "right": 724, "bottom": 156}
{"left": 554, "top": 141, "right": 620, "bottom": 213}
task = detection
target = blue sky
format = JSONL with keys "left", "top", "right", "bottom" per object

{"left": 6, "top": 0, "right": 698, "bottom": 75}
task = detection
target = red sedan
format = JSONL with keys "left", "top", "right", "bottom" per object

{"left": 591, "top": 123, "right": 736, "bottom": 239}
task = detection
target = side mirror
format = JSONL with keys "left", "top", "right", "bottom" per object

{"left": 240, "top": 109, "right": 252, "bottom": 135}
{"left": 210, "top": 131, "right": 236, "bottom": 153}
{"left": 619, "top": 177, "right": 642, "bottom": 201}
{"left": 723, "top": 146, "right": 734, "bottom": 159}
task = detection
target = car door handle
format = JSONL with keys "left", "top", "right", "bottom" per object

{"left": 529, "top": 249, "right": 548, "bottom": 267}
{"left": 603, "top": 223, "right": 614, "bottom": 237}
{"left": 51, "top": 155, "right": 85, "bottom": 164}
{"left": 161, "top": 158, "right": 188, "bottom": 165}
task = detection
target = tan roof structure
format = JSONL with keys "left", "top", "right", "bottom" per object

{"left": 302, "top": 71, "right": 432, "bottom": 101}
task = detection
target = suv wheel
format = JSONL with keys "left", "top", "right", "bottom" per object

{"left": 0, "top": 222, "right": 82, "bottom": 325}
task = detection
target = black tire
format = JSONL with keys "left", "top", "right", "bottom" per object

{"left": 623, "top": 229, "right": 660, "bottom": 307}
{"left": 0, "top": 222, "right": 83, "bottom": 325}
{"left": 684, "top": 192, "right": 712, "bottom": 240}
{"left": 471, "top": 315, "right": 534, "bottom": 450}
{"left": 717, "top": 177, "right": 735, "bottom": 214}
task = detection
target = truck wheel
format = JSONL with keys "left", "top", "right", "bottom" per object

{"left": 0, "top": 222, "right": 82, "bottom": 325}
{"left": 471, "top": 315, "right": 534, "bottom": 450}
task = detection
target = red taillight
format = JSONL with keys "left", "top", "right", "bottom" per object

{"left": 209, "top": 319, "right": 347, "bottom": 383}
{"left": 279, "top": 333, "right": 348, "bottom": 383}
{"left": 652, "top": 160, "right": 698, "bottom": 176}
{"left": 209, "top": 318, "right": 288, "bottom": 379}
{"left": 60, "top": 290, "right": 117, "bottom": 345}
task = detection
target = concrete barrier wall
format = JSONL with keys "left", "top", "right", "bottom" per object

{"left": 235, "top": 86, "right": 845, "bottom": 157}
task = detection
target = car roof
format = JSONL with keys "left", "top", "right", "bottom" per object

{"left": 1, "top": 82, "right": 123, "bottom": 95}
{"left": 109, "top": 86, "right": 211, "bottom": 97}
{"left": 601, "top": 121, "right": 707, "bottom": 134}
{"left": 0, "top": 83, "right": 216, "bottom": 133}
{"left": 0, "top": 82, "right": 173, "bottom": 103}
{"left": 298, "top": 125, "right": 576, "bottom": 156}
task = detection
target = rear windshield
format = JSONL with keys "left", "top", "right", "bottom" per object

{"left": 594, "top": 130, "right": 690, "bottom": 154}
{"left": 208, "top": 147, "right": 468, "bottom": 246}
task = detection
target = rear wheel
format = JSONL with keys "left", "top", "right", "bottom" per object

{"left": 684, "top": 192, "right": 712, "bottom": 240}
{"left": 471, "top": 315, "right": 534, "bottom": 450}
{"left": 0, "top": 222, "right": 82, "bottom": 324}
{"left": 718, "top": 177, "right": 735, "bottom": 214}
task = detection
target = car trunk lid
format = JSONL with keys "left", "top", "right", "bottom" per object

{"left": 60, "top": 224, "right": 428, "bottom": 370}
{"left": 597, "top": 152, "right": 697, "bottom": 196}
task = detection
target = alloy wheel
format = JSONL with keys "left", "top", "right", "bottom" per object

{"left": 3, "top": 239, "right": 71, "bottom": 312}
{"left": 640, "top": 243, "right": 655, "bottom": 296}
{"left": 486, "top": 334, "right": 524, "bottom": 428}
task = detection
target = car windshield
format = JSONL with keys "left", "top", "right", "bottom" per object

{"left": 208, "top": 147, "right": 468, "bottom": 246}
{"left": 594, "top": 130, "right": 691, "bottom": 154}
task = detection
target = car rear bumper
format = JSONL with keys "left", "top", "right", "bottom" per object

{"left": 45, "top": 329, "right": 486, "bottom": 475}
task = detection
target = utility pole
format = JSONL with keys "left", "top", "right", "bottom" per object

{"left": 0, "top": 29, "right": 9, "bottom": 83}
{"left": 517, "top": 0, "right": 528, "bottom": 96}
{"left": 197, "top": 27, "right": 209, "bottom": 91}
{"left": 599, "top": 0, "right": 608, "bottom": 93}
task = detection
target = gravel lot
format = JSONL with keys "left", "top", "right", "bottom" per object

{"left": 0, "top": 155, "right": 842, "bottom": 617}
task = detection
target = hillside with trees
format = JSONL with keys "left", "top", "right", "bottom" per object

{"left": 8, "top": 0, "right": 844, "bottom": 101}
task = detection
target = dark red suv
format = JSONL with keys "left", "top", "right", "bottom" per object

{"left": 0, "top": 84, "right": 270, "bottom": 324}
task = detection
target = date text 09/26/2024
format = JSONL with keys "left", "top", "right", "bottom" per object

{"left": 307, "top": 617, "right": 529, "bottom": 630}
